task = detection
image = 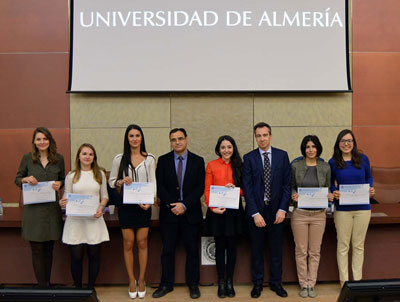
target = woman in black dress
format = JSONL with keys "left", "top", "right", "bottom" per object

{"left": 109, "top": 124, "right": 156, "bottom": 299}
{"left": 204, "top": 135, "right": 244, "bottom": 298}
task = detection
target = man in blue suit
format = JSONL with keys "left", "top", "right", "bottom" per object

{"left": 243, "top": 122, "right": 291, "bottom": 298}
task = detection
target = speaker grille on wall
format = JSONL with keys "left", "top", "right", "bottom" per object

{"left": 0, "top": 288, "right": 98, "bottom": 302}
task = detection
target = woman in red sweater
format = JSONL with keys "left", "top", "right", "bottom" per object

{"left": 204, "top": 135, "right": 245, "bottom": 298}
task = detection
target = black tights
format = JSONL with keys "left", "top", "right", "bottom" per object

{"left": 69, "top": 244, "right": 101, "bottom": 289}
{"left": 29, "top": 241, "right": 54, "bottom": 288}
{"left": 214, "top": 236, "right": 237, "bottom": 280}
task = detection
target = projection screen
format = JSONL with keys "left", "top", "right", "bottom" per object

{"left": 68, "top": 0, "right": 351, "bottom": 92}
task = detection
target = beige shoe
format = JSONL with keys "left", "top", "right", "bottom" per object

{"left": 299, "top": 287, "right": 308, "bottom": 298}
{"left": 308, "top": 287, "right": 317, "bottom": 298}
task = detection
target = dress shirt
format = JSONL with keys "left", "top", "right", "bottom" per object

{"left": 174, "top": 151, "right": 188, "bottom": 202}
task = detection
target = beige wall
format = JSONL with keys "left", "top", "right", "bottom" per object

{"left": 70, "top": 93, "right": 352, "bottom": 170}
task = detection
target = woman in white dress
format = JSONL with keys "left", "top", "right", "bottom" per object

{"left": 59, "top": 143, "right": 109, "bottom": 289}
{"left": 109, "top": 124, "right": 156, "bottom": 299}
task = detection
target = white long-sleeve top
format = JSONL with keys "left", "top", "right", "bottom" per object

{"left": 108, "top": 153, "right": 157, "bottom": 196}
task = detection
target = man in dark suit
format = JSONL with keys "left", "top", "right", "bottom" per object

{"left": 152, "top": 128, "right": 205, "bottom": 299}
{"left": 243, "top": 122, "right": 291, "bottom": 298}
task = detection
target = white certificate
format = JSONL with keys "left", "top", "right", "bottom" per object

{"left": 123, "top": 182, "right": 155, "bottom": 204}
{"left": 209, "top": 186, "right": 241, "bottom": 209}
{"left": 298, "top": 187, "right": 329, "bottom": 209}
{"left": 339, "top": 184, "right": 370, "bottom": 205}
{"left": 66, "top": 193, "right": 99, "bottom": 217}
{"left": 23, "top": 181, "right": 56, "bottom": 205}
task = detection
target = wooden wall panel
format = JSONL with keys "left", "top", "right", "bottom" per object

{"left": 0, "top": 0, "right": 69, "bottom": 52}
{"left": 353, "top": 0, "right": 400, "bottom": 52}
{"left": 352, "top": 53, "right": 400, "bottom": 126}
{"left": 0, "top": 54, "right": 70, "bottom": 129}
{"left": 353, "top": 126, "right": 400, "bottom": 168}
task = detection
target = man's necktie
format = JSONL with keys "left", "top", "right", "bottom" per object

{"left": 263, "top": 152, "right": 271, "bottom": 204}
{"left": 177, "top": 156, "right": 183, "bottom": 198}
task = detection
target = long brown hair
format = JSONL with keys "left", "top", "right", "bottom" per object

{"left": 73, "top": 143, "right": 105, "bottom": 184}
{"left": 31, "top": 127, "right": 59, "bottom": 164}
{"left": 332, "top": 129, "right": 362, "bottom": 169}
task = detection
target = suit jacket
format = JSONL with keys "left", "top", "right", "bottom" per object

{"left": 156, "top": 150, "right": 205, "bottom": 224}
{"left": 243, "top": 147, "right": 291, "bottom": 217}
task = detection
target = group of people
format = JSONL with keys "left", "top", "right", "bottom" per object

{"left": 15, "top": 122, "right": 375, "bottom": 299}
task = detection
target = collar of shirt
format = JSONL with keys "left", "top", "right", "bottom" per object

{"left": 174, "top": 151, "right": 188, "bottom": 161}
{"left": 217, "top": 157, "right": 231, "bottom": 165}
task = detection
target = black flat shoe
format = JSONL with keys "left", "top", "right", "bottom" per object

{"left": 218, "top": 279, "right": 226, "bottom": 298}
{"left": 270, "top": 283, "right": 288, "bottom": 298}
{"left": 152, "top": 285, "right": 173, "bottom": 298}
{"left": 251, "top": 284, "right": 263, "bottom": 298}
{"left": 226, "top": 278, "right": 235, "bottom": 298}
{"left": 189, "top": 285, "right": 201, "bottom": 299}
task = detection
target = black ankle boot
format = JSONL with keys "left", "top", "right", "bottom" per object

{"left": 226, "top": 277, "right": 235, "bottom": 298}
{"left": 218, "top": 279, "right": 226, "bottom": 298}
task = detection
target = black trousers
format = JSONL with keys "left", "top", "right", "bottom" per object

{"left": 160, "top": 219, "right": 200, "bottom": 287}
{"left": 29, "top": 241, "right": 54, "bottom": 288}
{"left": 214, "top": 235, "right": 237, "bottom": 280}
{"left": 248, "top": 206, "right": 284, "bottom": 285}
{"left": 69, "top": 244, "right": 101, "bottom": 289}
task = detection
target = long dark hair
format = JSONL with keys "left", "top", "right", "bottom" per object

{"left": 117, "top": 124, "right": 147, "bottom": 180}
{"left": 73, "top": 143, "right": 105, "bottom": 184}
{"left": 332, "top": 129, "right": 362, "bottom": 169}
{"left": 215, "top": 135, "right": 243, "bottom": 187}
{"left": 31, "top": 127, "right": 59, "bottom": 164}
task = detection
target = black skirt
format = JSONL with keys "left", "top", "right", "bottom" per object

{"left": 204, "top": 202, "right": 245, "bottom": 237}
{"left": 118, "top": 204, "right": 151, "bottom": 229}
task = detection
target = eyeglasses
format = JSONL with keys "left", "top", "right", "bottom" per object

{"left": 340, "top": 139, "right": 353, "bottom": 144}
{"left": 170, "top": 137, "right": 186, "bottom": 143}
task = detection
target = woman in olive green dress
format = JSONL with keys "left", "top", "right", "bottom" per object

{"left": 15, "top": 127, "right": 65, "bottom": 287}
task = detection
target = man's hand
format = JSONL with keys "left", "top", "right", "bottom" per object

{"left": 274, "top": 210, "right": 286, "bottom": 224}
{"left": 253, "top": 213, "right": 266, "bottom": 228}
{"left": 171, "top": 202, "right": 186, "bottom": 215}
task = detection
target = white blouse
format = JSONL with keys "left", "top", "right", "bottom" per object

{"left": 108, "top": 153, "right": 157, "bottom": 195}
